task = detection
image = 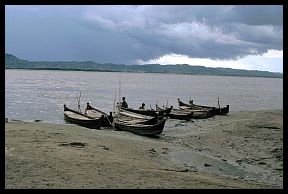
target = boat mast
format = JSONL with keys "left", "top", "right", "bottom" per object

{"left": 119, "top": 73, "right": 121, "bottom": 104}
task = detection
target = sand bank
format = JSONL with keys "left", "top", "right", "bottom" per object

{"left": 5, "top": 110, "right": 283, "bottom": 189}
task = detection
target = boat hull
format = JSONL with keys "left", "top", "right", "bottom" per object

{"left": 178, "top": 99, "right": 229, "bottom": 116}
{"left": 113, "top": 118, "right": 166, "bottom": 136}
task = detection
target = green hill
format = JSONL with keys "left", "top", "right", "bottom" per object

{"left": 5, "top": 53, "right": 283, "bottom": 78}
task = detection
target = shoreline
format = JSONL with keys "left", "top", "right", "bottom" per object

{"left": 5, "top": 110, "right": 283, "bottom": 189}
{"left": 6, "top": 68, "right": 283, "bottom": 79}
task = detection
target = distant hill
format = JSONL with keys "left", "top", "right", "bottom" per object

{"left": 5, "top": 53, "right": 283, "bottom": 78}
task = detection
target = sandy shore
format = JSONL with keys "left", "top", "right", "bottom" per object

{"left": 5, "top": 110, "right": 283, "bottom": 189}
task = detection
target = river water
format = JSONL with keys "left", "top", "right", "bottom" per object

{"left": 5, "top": 69, "right": 283, "bottom": 123}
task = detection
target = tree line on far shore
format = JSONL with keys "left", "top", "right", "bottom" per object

{"left": 5, "top": 53, "right": 283, "bottom": 78}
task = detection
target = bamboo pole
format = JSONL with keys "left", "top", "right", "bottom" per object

{"left": 218, "top": 97, "right": 221, "bottom": 114}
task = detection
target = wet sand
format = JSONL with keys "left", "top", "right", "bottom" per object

{"left": 5, "top": 110, "right": 283, "bottom": 189}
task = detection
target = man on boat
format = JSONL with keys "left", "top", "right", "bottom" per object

{"left": 139, "top": 103, "right": 145, "bottom": 110}
{"left": 84, "top": 102, "right": 92, "bottom": 114}
{"left": 86, "top": 102, "right": 93, "bottom": 109}
{"left": 121, "top": 97, "right": 128, "bottom": 108}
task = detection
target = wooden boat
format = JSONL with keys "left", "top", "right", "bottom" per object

{"left": 167, "top": 109, "right": 194, "bottom": 120}
{"left": 63, "top": 104, "right": 105, "bottom": 129}
{"left": 192, "top": 103, "right": 229, "bottom": 115}
{"left": 178, "top": 99, "right": 229, "bottom": 115}
{"left": 178, "top": 99, "right": 211, "bottom": 110}
{"left": 113, "top": 117, "right": 166, "bottom": 136}
{"left": 178, "top": 100, "right": 214, "bottom": 118}
{"left": 119, "top": 105, "right": 172, "bottom": 117}
{"left": 84, "top": 103, "right": 113, "bottom": 127}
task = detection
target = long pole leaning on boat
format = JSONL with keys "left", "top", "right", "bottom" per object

{"left": 77, "top": 92, "right": 81, "bottom": 112}
{"left": 113, "top": 91, "right": 117, "bottom": 113}
{"left": 217, "top": 97, "right": 221, "bottom": 114}
{"left": 111, "top": 74, "right": 122, "bottom": 131}
{"left": 118, "top": 73, "right": 121, "bottom": 106}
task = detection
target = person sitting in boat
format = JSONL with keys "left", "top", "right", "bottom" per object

{"left": 121, "top": 97, "right": 128, "bottom": 108}
{"left": 84, "top": 102, "right": 92, "bottom": 114}
{"left": 139, "top": 103, "right": 145, "bottom": 110}
{"left": 86, "top": 102, "right": 93, "bottom": 110}
{"left": 155, "top": 104, "right": 160, "bottom": 110}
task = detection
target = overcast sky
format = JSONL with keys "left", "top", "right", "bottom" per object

{"left": 5, "top": 5, "right": 283, "bottom": 73}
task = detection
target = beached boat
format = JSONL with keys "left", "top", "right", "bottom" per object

{"left": 84, "top": 103, "right": 113, "bottom": 127}
{"left": 167, "top": 109, "right": 194, "bottom": 120}
{"left": 192, "top": 103, "right": 229, "bottom": 115}
{"left": 119, "top": 105, "right": 172, "bottom": 117}
{"left": 178, "top": 100, "right": 214, "bottom": 118}
{"left": 63, "top": 104, "right": 105, "bottom": 129}
{"left": 112, "top": 117, "right": 166, "bottom": 136}
{"left": 178, "top": 99, "right": 229, "bottom": 115}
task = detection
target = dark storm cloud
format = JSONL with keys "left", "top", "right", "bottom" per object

{"left": 228, "top": 5, "right": 283, "bottom": 26}
{"left": 81, "top": 5, "right": 283, "bottom": 62}
{"left": 5, "top": 5, "right": 283, "bottom": 63}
